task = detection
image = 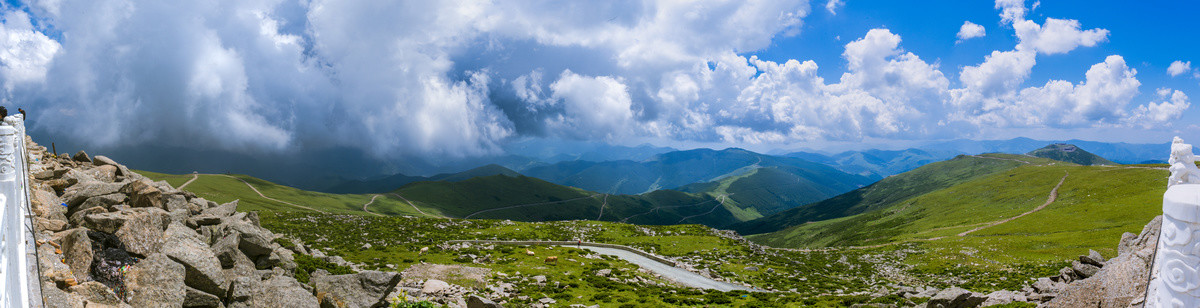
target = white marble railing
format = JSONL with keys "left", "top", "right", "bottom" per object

{"left": 0, "top": 114, "right": 33, "bottom": 307}
{"left": 1148, "top": 137, "right": 1200, "bottom": 307}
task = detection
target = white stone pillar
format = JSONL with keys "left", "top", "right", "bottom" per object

{"left": 1148, "top": 137, "right": 1200, "bottom": 307}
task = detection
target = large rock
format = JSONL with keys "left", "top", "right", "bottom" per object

{"left": 92, "top": 155, "right": 119, "bottom": 167}
{"left": 1043, "top": 216, "right": 1160, "bottom": 308}
{"left": 925, "top": 286, "right": 985, "bottom": 308}
{"left": 163, "top": 222, "right": 230, "bottom": 298}
{"left": 87, "top": 165, "right": 119, "bottom": 183}
{"left": 41, "top": 280, "right": 85, "bottom": 308}
{"left": 57, "top": 228, "right": 94, "bottom": 282}
{"left": 83, "top": 212, "right": 127, "bottom": 234}
{"left": 310, "top": 270, "right": 403, "bottom": 308}
{"left": 72, "top": 150, "right": 91, "bottom": 163}
{"left": 69, "top": 281, "right": 122, "bottom": 306}
{"left": 422, "top": 279, "right": 451, "bottom": 295}
{"left": 184, "top": 286, "right": 223, "bottom": 308}
{"left": 980, "top": 290, "right": 1024, "bottom": 306}
{"left": 1071, "top": 260, "right": 1100, "bottom": 279}
{"left": 203, "top": 200, "right": 239, "bottom": 217}
{"left": 62, "top": 181, "right": 124, "bottom": 208}
{"left": 115, "top": 208, "right": 171, "bottom": 257}
{"left": 77, "top": 193, "right": 128, "bottom": 214}
{"left": 228, "top": 275, "right": 319, "bottom": 308}
{"left": 467, "top": 295, "right": 504, "bottom": 308}
{"left": 124, "top": 253, "right": 187, "bottom": 307}
{"left": 36, "top": 242, "right": 75, "bottom": 286}
{"left": 1080, "top": 249, "right": 1106, "bottom": 267}
{"left": 164, "top": 194, "right": 189, "bottom": 212}
{"left": 212, "top": 233, "right": 243, "bottom": 269}
{"left": 123, "top": 180, "right": 165, "bottom": 209}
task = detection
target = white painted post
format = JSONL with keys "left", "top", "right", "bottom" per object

{"left": 0, "top": 119, "right": 29, "bottom": 307}
{"left": 1147, "top": 137, "right": 1200, "bottom": 307}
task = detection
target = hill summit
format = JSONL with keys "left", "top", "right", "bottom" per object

{"left": 1026, "top": 143, "right": 1115, "bottom": 166}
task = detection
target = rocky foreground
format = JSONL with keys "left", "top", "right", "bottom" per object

{"left": 24, "top": 138, "right": 501, "bottom": 307}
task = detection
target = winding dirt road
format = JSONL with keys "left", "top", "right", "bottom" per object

{"left": 956, "top": 171, "right": 1069, "bottom": 237}
{"left": 361, "top": 195, "right": 384, "bottom": 217}
{"left": 178, "top": 173, "right": 200, "bottom": 189}
{"left": 213, "top": 174, "right": 328, "bottom": 213}
{"left": 389, "top": 193, "right": 447, "bottom": 218}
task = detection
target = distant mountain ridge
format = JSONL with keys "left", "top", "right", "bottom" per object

{"left": 1026, "top": 144, "right": 1115, "bottom": 166}
{"left": 322, "top": 164, "right": 520, "bottom": 194}
{"left": 521, "top": 148, "right": 872, "bottom": 196}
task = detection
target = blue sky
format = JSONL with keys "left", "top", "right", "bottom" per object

{"left": 0, "top": 0, "right": 1197, "bottom": 167}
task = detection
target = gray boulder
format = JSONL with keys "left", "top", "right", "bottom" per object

{"left": 468, "top": 295, "right": 504, "bottom": 308}
{"left": 114, "top": 208, "right": 171, "bottom": 257}
{"left": 1071, "top": 260, "right": 1100, "bottom": 279}
{"left": 980, "top": 290, "right": 1024, "bottom": 306}
{"left": 164, "top": 194, "right": 189, "bottom": 212}
{"left": 123, "top": 180, "right": 165, "bottom": 209}
{"left": 184, "top": 286, "right": 223, "bottom": 308}
{"left": 77, "top": 193, "right": 128, "bottom": 213}
{"left": 87, "top": 165, "right": 119, "bottom": 183}
{"left": 925, "top": 287, "right": 985, "bottom": 308}
{"left": 68, "top": 206, "right": 106, "bottom": 228}
{"left": 1043, "top": 216, "right": 1160, "bottom": 308}
{"left": 229, "top": 275, "right": 319, "bottom": 308}
{"left": 57, "top": 228, "right": 93, "bottom": 282}
{"left": 124, "top": 253, "right": 187, "bottom": 307}
{"left": 203, "top": 200, "right": 239, "bottom": 217}
{"left": 40, "top": 280, "right": 85, "bottom": 308}
{"left": 72, "top": 150, "right": 91, "bottom": 163}
{"left": 92, "top": 155, "right": 119, "bottom": 168}
{"left": 83, "top": 212, "right": 127, "bottom": 234}
{"left": 163, "top": 222, "right": 230, "bottom": 298}
{"left": 62, "top": 181, "right": 124, "bottom": 208}
{"left": 1080, "top": 249, "right": 1106, "bottom": 267}
{"left": 310, "top": 270, "right": 403, "bottom": 308}
{"left": 69, "top": 281, "right": 122, "bottom": 306}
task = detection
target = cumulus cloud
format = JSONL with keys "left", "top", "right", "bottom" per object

{"left": 826, "top": 0, "right": 844, "bottom": 15}
{"left": 1124, "top": 88, "right": 1190, "bottom": 126}
{"left": 0, "top": 0, "right": 1190, "bottom": 170}
{"left": 957, "top": 21, "right": 986, "bottom": 42}
{"left": 0, "top": 10, "right": 60, "bottom": 90}
{"left": 1168, "top": 60, "right": 1192, "bottom": 77}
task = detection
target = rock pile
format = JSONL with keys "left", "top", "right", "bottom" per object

{"left": 21, "top": 138, "right": 497, "bottom": 307}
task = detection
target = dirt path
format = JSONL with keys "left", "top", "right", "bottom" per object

{"left": 463, "top": 194, "right": 601, "bottom": 219}
{"left": 619, "top": 198, "right": 721, "bottom": 223}
{"left": 596, "top": 194, "right": 608, "bottom": 220}
{"left": 361, "top": 195, "right": 384, "bottom": 217}
{"left": 677, "top": 195, "right": 727, "bottom": 224}
{"left": 213, "top": 174, "right": 328, "bottom": 213}
{"left": 388, "top": 193, "right": 446, "bottom": 218}
{"left": 178, "top": 173, "right": 200, "bottom": 189}
{"left": 956, "top": 171, "right": 1069, "bottom": 237}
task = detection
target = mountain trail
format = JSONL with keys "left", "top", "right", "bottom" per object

{"left": 213, "top": 174, "right": 328, "bottom": 213}
{"left": 361, "top": 194, "right": 384, "bottom": 217}
{"left": 463, "top": 194, "right": 602, "bottom": 219}
{"left": 178, "top": 173, "right": 200, "bottom": 189}
{"left": 389, "top": 192, "right": 447, "bottom": 218}
{"left": 956, "top": 171, "right": 1069, "bottom": 237}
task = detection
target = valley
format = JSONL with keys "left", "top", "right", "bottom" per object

{"left": 123, "top": 142, "right": 1172, "bottom": 307}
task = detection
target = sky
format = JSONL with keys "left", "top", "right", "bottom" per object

{"left": 1, "top": 0, "right": 1198, "bottom": 175}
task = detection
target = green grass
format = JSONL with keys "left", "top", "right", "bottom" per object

{"left": 732, "top": 154, "right": 1054, "bottom": 235}
{"left": 134, "top": 172, "right": 432, "bottom": 216}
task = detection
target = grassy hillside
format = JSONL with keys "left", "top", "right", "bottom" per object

{"left": 393, "top": 175, "right": 744, "bottom": 227}
{"left": 135, "top": 171, "right": 436, "bottom": 216}
{"left": 731, "top": 154, "right": 1060, "bottom": 235}
{"left": 746, "top": 163, "right": 1166, "bottom": 259}
{"left": 322, "top": 164, "right": 522, "bottom": 194}
{"left": 1027, "top": 143, "right": 1115, "bottom": 165}
{"left": 678, "top": 165, "right": 864, "bottom": 221}
{"left": 139, "top": 170, "right": 747, "bottom": 228}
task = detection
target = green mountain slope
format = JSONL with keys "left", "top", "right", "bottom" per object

{"left": 393, "top": 174, "right": 742, "bottom": 227}
{"left": 678, "top": 165, "right": 865, "bottom": 221}
{"left": 747, "top": 163, "right": 1166, "bottom": 256}
{"left": 323, "top": 164, "right": 521, "bottom": 194}
{"left": 139, "top": 170, "right": 744, "bottom": 228}
{"left": 522, "top": 148, "right": 872, "bottom": 207}
{"left": 1027, "top": 143, "right": 1115, "bottom": 165}
{"left": 730, "top": 154, "right": 1062, "bottom": 235}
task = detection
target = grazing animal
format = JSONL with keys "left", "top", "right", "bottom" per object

{"left": 419, "top": 247, "right": 429, "bottom": 255}
{"left": 525, "top": 249, "right": 535, "bottom": 256}
{"left": 544, "top": 256, "right": 558, "bottom": 265}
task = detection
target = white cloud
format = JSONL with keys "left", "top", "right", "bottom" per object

{"left": 1013, "top": 18, "right": 1108, "bottom": 55}
{"left": 995, "top": 0, "right": 1026, "bottom": 25}
{"left": 826, "top": 0, "right": 844, "bottom": 15}
{"left": 1168, "top": 60, "right": 1192, "bottom": 77}
{"left": 546, "top": 70, "right": 637, "bottom": 141}
{"left": 1126, "top": 88, "right": 1190, "bottom": 126}
{"left": 957, "top": 21, "right": 986, "bottom": 42}
{"left": 0, "top": 10, "right": 60, "bottom": 89}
